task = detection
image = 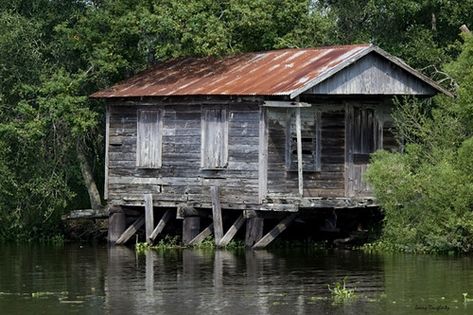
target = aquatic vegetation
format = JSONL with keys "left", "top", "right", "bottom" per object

{"left": 135, "top": 236, "right": 245, "bottom": 253}
{"left": 192, "top": 237, "right": 216, "bottom": 249}
{"left": 328, "top": 277, "right": 356, "bottom": 303}
{"left": 191, "top": 237, "right": 245, "bottom": 250}
{"left": 463, "top": 293, "right": 473, "bottom": 303}
{"left": 135, "top": 242, "right": 151, "bottom": 254}
{"left": 135, "top": 236, "right": 183, "bottom": 253}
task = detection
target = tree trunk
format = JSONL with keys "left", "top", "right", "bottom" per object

{"left": 77, "top": 145, "right": 102, "bottom": 210}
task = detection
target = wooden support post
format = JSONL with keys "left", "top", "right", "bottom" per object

{"left": 258, "top": 106, "right": 268, "bottom": 203}
{"left": 108, "top": 205, "right": 126, "bottom": 246}
{"left": 144, "top": 194, "right": 154, "bottom": 244}
{"left": 252, "top": 213, "right": 298, "bottom": 249}
{"left": 345, "top": 103, "right": 354, "bottom": 197}
{"left": 115, "top": 215, "right": 145, "bottom": 245}
{"left": 182, "top": 216, "right": 201, "bottom": 245}
{"left": 218, "top": 214, "right": 246, "bottom": 247}
{"left": 245, "top": 217, "right": 264, "bottom": 247}
{"left": 149, "top": 209, "right": 173, "bottom": 243}
{"left": 104, "top": 105, "right": 110, "bottom": 200}
{"left": 210, "top": 186, "right": 224, "bottom": 245}
{"left": 295, "top": 106, "right": 303, "bottom": 196}
{"left": 188, "top": 224, "right": 214, "bottom": 246}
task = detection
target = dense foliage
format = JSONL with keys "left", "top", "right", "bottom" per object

{"left": 0, "top": 0, "right": 472, "bottom": 243}
{"left": 366, "top": 35, "right": 473, "bottom": 254}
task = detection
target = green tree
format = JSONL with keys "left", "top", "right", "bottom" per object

{"left": 365, "top": 34, "right": 473, "bottom": 253}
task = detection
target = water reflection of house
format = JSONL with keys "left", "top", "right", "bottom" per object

{"left": 91, "top": 45, "right": 449, "bottom": 248}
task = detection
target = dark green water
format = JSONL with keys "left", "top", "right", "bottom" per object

{"left": 0, "top": 244, "right": 472, "bottom": 314}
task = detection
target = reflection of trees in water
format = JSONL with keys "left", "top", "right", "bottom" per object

{"left": 0, "top": 245, "right": 108, "bottom": 314}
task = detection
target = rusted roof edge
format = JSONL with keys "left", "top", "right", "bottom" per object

{"left": 289, "top": 45, "right": 373, "bottom": 99}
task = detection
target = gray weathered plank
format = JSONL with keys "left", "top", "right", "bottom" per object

{"left": 308, "top": 53, "right": 436, "bottom": 95}
{"left": 104, "top": 105, "right": 110, "bottom": 200}
{"left": 115, "top": 215, "right": 145, "bottom": 245}
{"left": 201, "top": 107, "right": 228, "bottom": 168}
{"left": 108, "top": 208, "right": 125, "bottom": 245}
{"left": 182, "top": 216, "right": 201, "bottom": 245}
{"left": 252, "top": 213, "right": 298, "bottom": 249}
{"left": 245, "top": 216, "right": 264, "bottom": 247}
{"left": 149, "top": 209, "right": 173, "bottom": 243}
{"left": 295, "top": 107, "right": 303, "bottom": 196}
{"left": 137, "top": 110, "right": 162, "bottom": 168}
{"left": 211, "top": 186, "right": 224, "bottom": 245}
{"left": 144, "top": 194, "right": 154, "bottom": 244}
{"left": 218, "top": 214, "right": 246, "bottom": 247}
{"left": 258, "top": 106, "right": 268, "bottom": 203}
{"left": 315, "top": 109, "right": 322, "bottom": 172}
{"left": 188, "top": 223, "right": 214, "bottom": 245}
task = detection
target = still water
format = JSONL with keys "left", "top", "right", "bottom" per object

{"left": 0, "top": 244, "right": 472, "bottom": 314}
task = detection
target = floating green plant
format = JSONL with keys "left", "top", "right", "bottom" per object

{"left": 328, "top": 277, "right": 356, "bottom": 303}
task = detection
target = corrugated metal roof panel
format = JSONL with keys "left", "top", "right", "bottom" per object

{"left": 91, "top": 44, "right": 371, "bottom": 98}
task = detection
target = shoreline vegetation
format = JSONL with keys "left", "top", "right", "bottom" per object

{"left": 134, "top": 237, "right": 333, "bottom": 254}
{"left": 1, "top": 1, "right": 472, "bottom": 254}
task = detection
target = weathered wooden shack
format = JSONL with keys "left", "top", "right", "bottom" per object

{"left": 91, "top": 44, "right": 449, "bottom": 248}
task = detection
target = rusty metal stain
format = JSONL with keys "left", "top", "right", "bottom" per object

{"left": 91, "top": 45, "right": 370, "bottom": 98}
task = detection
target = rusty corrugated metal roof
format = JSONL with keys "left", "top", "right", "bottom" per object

{"left": 91, "top": 44, "right": 373, "bottom": 98}
{"left": 91, "top": 44, "right": 451, "bottom": 99}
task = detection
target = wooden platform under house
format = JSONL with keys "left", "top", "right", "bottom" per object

{"left": 91, "top": 44, "right": 450, "bottom": 248}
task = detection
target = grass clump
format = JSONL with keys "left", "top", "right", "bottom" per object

{"left": 135, "top": 235, "right": 183, "bottom": 254}
{"left": 328, "top": 277, "right": 356, "bottom": 304}
{"left": 135, "top": 235, "right": 245, "bottom": 254}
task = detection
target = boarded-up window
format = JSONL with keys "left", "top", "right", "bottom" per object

{"left": 201, "top": 108, "right": 228, "bottom": 169}
{"left": 136, "top": 110, "right": 162, "bottom": 168}
{"left": 353, "top": 107, "right": 376, "bottom": 163}
{"left": 287, "top": 109, "right": 321, "bottom": 171}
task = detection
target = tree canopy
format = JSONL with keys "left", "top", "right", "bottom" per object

{"left": 0, "top": 0, "right": 472, "bottom": 242}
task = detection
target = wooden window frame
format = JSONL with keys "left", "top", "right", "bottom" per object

{"left": 201, "top": 106, "right": 229, "bottom": 170}
{"left": 352, "top": 106, "right": 378, "bottom": 163}
{"left": 286, "top": 109, "right": 321, "bottom": 172}
{"left": 136, "top": 109, "right": 163, "bottom": 169}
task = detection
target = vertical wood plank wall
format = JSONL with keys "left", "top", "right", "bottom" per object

{"left": 267, "top": 105, "right": 347, "bottom": 198}
{"left": 107, "top": 103, "right": 261, "bottom": 206}
{"left": 106, "top": 99, "right": 396, "bottom": 207}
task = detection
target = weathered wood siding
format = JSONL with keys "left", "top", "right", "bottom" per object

{"left": 345, "top": 101, "right": 394, "bottom": 197}
{"left": 106, "top": 98, "right": 398, "bottom": 209}
{"left": 267, "top": 105, "right": 346, "bottom": 198}
{"left": 307, "top": 53, "right": 437, "bottom": 95}
{"left": 107, "top": 102, "right": 261, "bottom": 206}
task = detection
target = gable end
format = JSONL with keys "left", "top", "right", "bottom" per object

{"left": 304, "top": 52, "right": 437, "bottom": 96}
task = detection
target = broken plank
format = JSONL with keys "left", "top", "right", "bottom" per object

{"left": 252, "top": 213, "right": 298, "bottom": 249}
{"left": 218, "top": 214, "right": 246, "bottom": 247}
{"left": 149, "top": 209, "right": 173, "bottom": 243}
{"left": 115, "top": 215, "right": 145, "bottom": 245}
{"left": 188, "top": 224, "right": 214, "bottom": 246}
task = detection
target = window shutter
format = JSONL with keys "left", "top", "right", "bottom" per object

{"left": 137, "top": 110, "right": 162, "bottom": 168}
{"left": 201, "top": 108, "right": 228, "bottom": 169}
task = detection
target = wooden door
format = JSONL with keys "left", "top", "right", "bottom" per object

{"left": 346, "top": 105, "right": 380, "bottom": 197}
